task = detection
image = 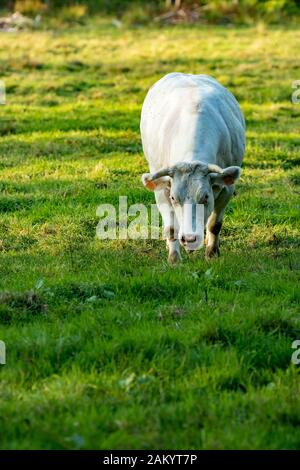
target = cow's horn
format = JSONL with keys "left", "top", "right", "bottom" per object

{"left": 207, "top": 164, "right": 223, "bottom": 174}
{"left": 150, "top": 167, "right": 175, "bottom": 180}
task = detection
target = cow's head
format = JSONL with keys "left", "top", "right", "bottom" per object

{"left": 142, "top": 162, "right": 241, "bottom": 251}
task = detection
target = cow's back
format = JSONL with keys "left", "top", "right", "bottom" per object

{"left": 140, "top": 73, "right": 245, "bottom": 171}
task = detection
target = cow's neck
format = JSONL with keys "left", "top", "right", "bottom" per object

{"left": 182, "top": 151, "right": 216, "bottom": 165}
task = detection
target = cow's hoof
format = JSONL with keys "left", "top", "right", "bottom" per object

{"left": 168, "top": 251, "right": 181, "bottom": 265}
{"left": 205, "top": 246, "right": 220, "bottom": 260}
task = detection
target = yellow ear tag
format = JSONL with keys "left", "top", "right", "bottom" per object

{"left": 147, "top": 180, "right": 156, "bottom": 190}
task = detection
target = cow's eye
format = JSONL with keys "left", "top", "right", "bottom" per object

{"left": 198, "top": 192, "right": 209, "bottom": 204}
{"left": 170, "top": 195, "right": 176, "bottom": 203}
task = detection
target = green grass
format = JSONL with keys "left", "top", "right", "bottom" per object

{"left": 0, "top": 21, "right": 300, "bottom": 450}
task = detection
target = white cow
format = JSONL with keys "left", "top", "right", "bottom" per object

{"left": 141, "top": 73, "right": 245, "bottom": 263}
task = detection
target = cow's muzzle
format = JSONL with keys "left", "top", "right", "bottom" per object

{"left": 180, "top": 233, "right": 204, "bottom": 251}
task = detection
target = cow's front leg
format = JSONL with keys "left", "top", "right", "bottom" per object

{"left": 205, "top": 213, "right": 222, "bottom": 259}
{"left": 155, "top": 189, "right": 181, "bottom": 264}
{"left": 166, "top": 239, "right": 181, "bottom": 264}
{"left": 205, "top": 186, "right": 233, "bottom": 259}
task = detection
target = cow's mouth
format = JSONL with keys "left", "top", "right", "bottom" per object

{"left": 180, "top": 234, "right": 204, "bottom": 251}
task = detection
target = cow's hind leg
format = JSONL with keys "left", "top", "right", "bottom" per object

{"left": 155, "top": 189, "right": 181, "bottom": 264}
{"left": 205, "top": 186, "right": 234, "bottom": 259}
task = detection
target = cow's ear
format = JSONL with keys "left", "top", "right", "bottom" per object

{"left": 209, "top": 166, "right": 241, "bottom": 187}
{"left": 142, "top": 173, "right": 171, "bottom": 192}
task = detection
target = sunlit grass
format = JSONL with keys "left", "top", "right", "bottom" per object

{"left": 0, "top": 22, "right": 299, "bottom": 449}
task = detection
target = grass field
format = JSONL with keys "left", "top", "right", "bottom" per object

{"left": 0, "top": 21, "right": 300, "bottom": 450}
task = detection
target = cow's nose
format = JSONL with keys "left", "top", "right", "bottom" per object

{"left": 181, "top": 234, "right": 197, "bottom": 244}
